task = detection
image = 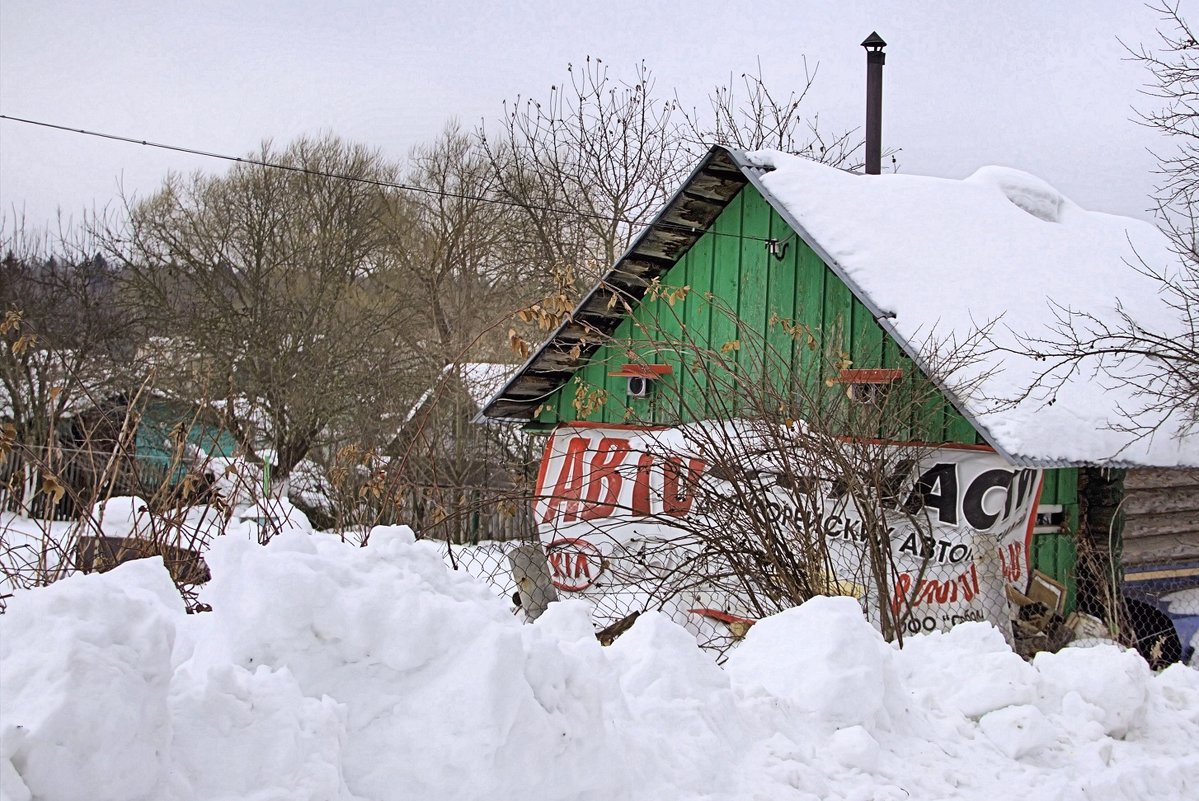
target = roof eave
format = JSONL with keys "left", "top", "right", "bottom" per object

{"left": 477, "top": 145, "right": 750, "bottom": 422}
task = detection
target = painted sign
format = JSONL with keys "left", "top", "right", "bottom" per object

{"left": 546, "top": 537, "right": 603, "bottom": 591}
{"left": 535, "top": 424, "right": 1042, "bottom": 633}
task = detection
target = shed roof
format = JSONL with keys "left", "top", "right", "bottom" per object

{"left": 481, "top": 146, "right": 1199, "bottom": 468}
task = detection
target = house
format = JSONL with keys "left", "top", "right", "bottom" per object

{"left": 0, "top": 393, "right": 239, "bottom": 519}
{"left": 385, "top": 362, "right": 534, "bottom": 543}
{"left": 479, "top": 145, "right": 1199, "bottom": 658}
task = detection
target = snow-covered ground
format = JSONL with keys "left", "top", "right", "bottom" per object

{"left": 2, "top": 527, "right": 1197, "bottom": 801}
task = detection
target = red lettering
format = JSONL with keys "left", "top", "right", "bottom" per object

{"left": 892, "top": 572, "right": 913, "bottom": 618}
{"left": 541, "top": 438, "right": 589, "bottom": 523}
{"left": 998, "top": 542, "right": 1024, "bottom": 583}
{"left": 934, "top": 580, "right": 954, "bottom": 604}
{"left": 630, "top": 452, "right": 654, "bottom": 516}
{"left": 898, "top": 566, "right": 980, "bottom": 611}
{"left": 581, "top": 438, "right": 628, "bottom": 520}
{"left": 548, "top": 551, "right": 566, "bottom": 577}
{"left": 574, "top": 552, "right": 591, "bottom": 579}
{"left": 958, "top": 567, "right": 976, "bottom": 602}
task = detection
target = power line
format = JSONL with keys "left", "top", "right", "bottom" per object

{"left": 0, "top": 113, "right": 776, "bottom": 245}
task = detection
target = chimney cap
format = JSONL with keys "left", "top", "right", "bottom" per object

{"left": 861, "top": 32, "right": 887, "bottom": 51}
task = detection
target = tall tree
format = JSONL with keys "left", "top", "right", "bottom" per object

{"left": 114, "top": 135, "right": 423, "bottom": 480}
{"left": 1, "top": 223, "right": 135, "bottom": 453}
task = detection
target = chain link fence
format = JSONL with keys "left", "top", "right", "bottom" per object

{"left": 438, "top": 513, "right": 1199, "bottom": 669}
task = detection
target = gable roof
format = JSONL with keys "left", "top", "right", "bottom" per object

{"left": 405, "top": 362, "right": 516, "bottom": 426}
{"left": 481, "top": 146, "right": 1199, "bottom": 468}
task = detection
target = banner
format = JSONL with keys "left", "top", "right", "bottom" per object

{"left": 534, "top": 423, "right": 1043, "bottom": 635}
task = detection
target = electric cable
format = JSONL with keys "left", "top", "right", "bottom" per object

{"left": 0, "top": 113, "right": 780, "bottom": 246}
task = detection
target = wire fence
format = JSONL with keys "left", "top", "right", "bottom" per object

{"left": 438, "top": 518, "right": 1199, "bottom": 668}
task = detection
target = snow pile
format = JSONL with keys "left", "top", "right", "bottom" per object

{"left": 747, "top": 150, "right": 1199, "bottom": 466}
{"left": 3, "top": 533, "right": 1198, "bottom": 801}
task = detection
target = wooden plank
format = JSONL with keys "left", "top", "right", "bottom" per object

{"left": 792, "top": 240, "right": 827, "bottom": 402}
{"left": 737, "top": 189, "right": 772, "bottom": 396}
{"left": 1121, "top": 487, "right": 1199, "bottom": 516}
{"left": 634, "top": 228, "right": 696, "bottom": 261}
{"left": 848, "top": 294, "right": 885, "bottom": 438}
{"left": 1121, "top": 533, "right": 1199, "bottom": 565}
{"left": 1123, "top": 468, "right": 1199, "bottom": 490}
{"left": 682, "top": 214, "right": 716, "bottom": 422}
{"left": 660, "top": 198, "right": 725, "bottom": 229}
{"left": 708, "top": 191, "right": 744, "bottom": 415}
{"left": 820, "top": 267, "right": 853, "bottom": 430}
{"left": 763, "top": 207, "right": 797, "bottom": 404}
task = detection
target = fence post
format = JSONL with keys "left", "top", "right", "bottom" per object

{"left": 508, "top": 542, "right": 558, "bottom": 621}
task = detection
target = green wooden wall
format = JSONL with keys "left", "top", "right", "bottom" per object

{"left": 1033, "top": 467, "right": 1082, "bottom": 613}
{"left": 536, "top": 184, "right": 979, "bottom": 445}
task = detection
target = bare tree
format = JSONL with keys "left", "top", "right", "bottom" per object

{"left": 680, "top": 59, "right": 863, "bottom": 170}
{"left": 0, "top": 221, "right": 136, "bottom": 455}
{"left": 1017, "top": 4, "right": 1199, "bottom": 433}
{"left": 380, "top": 124, "right": 524, "bottom": 366}
{"left": 480, "top": 58, "right": 692, "bottom": 288}
{"left": 111, "top": 135, "right": 425, "bottom": 482}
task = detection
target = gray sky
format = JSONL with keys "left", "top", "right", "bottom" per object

{"left": 0, "top": 0, "right": 1172, "bottom": 235}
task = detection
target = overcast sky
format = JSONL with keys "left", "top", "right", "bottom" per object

{"left": 0, "top": 1, "right": 1174, "bottom": 236}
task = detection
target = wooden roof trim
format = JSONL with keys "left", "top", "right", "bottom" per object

{"left": 477, "top": 146, "right": 749, "bottom": 423}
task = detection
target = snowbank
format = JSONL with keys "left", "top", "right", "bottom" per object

{"left": 2, "top": 531, "right": 1197, "bottom": 801}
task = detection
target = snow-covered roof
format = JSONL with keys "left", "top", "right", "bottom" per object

{"left": 406, "top": 362, "right": 516, "bottom": 424}
{"left": 743, "top": 149, "right": 1197, "bottom": 467}
{"left": 480, "top": 145, "right": 1198, "bottom": 467}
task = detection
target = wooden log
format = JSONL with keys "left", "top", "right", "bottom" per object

{"left": 1123, "top": 468, "right": 1199, "bottom": 490}
{"left": 1120, "top": 486, "right": 1199, "bottom": 516}
{"left": 1123, "top": 510, "right": 1199, "bottom": 540}
{"left": 1120, "top": 532, "right": 1199, "bottom": 566}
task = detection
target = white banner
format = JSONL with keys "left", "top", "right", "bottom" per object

{"left": 534, "top": 423, "right": 1042, "bottom": 635}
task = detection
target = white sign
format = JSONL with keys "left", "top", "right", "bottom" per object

{"left": 534, "top": 423, "right": 1042, "bottom": 634}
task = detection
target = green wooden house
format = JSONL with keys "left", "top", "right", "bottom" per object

{"left": 481, "top": 146, "right": 1199, "bottom": 634}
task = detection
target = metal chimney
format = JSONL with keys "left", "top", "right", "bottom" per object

{"left": 862, "top": 32, "right": 886, "bottom": 175}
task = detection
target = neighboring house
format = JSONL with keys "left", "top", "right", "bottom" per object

{"left": 480, "top": 145, "right": 1199, "bottom": 658}
{"left": 388, "top": 362, "right": 532, "bottom": 542}
{"left": 1, "top": 393, "right": 238, "bottom": 519}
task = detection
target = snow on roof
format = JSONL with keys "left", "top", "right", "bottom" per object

{"left": 405, "top": 362, "right": 517, "bottom": 425}
{"left": 457, "top": 362, "right": 516, "bottom": 410}
{"left": 743, "top": 149, "right": 1198, "bottom": 467}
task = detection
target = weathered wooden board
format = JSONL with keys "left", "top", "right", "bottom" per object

{"left": 1122, "top": 468, "right": 1199, "bottom": 566}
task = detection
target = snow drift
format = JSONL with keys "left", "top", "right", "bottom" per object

{"left": 2, "top": 530, "right": 1197, "bottom": 801}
